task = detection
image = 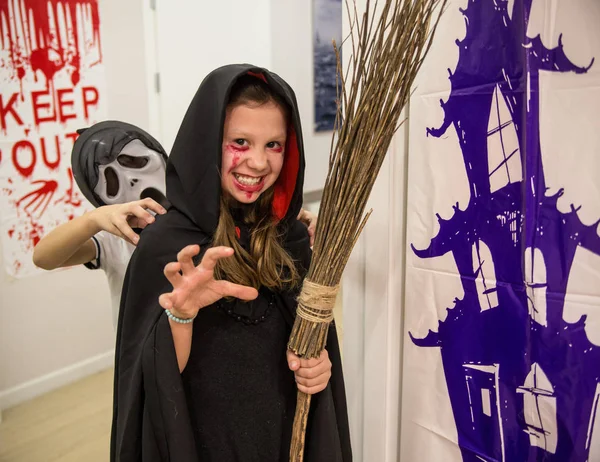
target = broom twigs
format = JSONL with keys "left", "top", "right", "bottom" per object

{"left": 331, "top": 43, "right": 344, "bottom": 162}
{"left": 310, "top": 0, "right": 447, "bottom": 283}
{"left": 289, "top": 2, "right": 447, "bottom": 458}
{"left": 360, "top": 0, "right": 384, "bottom": 77}
{"left": 340, "top": 0, "right": 359, "bottom": 55}
{"left": 326, "top": 1, "right": 438, "bottom": 255}
{"left": 349, "top": 6, "right": 371, "bottom": 109}
{"left": 345, "top": 0, "right": 362, "bottom": 80}
{"left": 340, "top": 0, "right": 360, "bottom": 85}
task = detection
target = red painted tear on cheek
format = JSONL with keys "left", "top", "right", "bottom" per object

{"left": 226, "top": 144, "right": 247, "bottom": 173}
{"left": 230, "top": 153, "right": 241, "bottom": 171}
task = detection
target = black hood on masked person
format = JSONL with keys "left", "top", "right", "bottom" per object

{"left": 71, "top": 120, "right": 170, "bottom": 209}
{"left": 111, "top": 64, "right": 351, "bottom": 462}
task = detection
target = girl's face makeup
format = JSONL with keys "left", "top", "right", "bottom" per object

{"left": 221, "top": 102, "right": 287, "bottom": 203}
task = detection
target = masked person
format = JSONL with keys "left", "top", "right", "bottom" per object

{"left": 33, "top": 121, "right": 169, "bottom": 329}
{"left": 111, "top": 65, "right": 351, "bottom": 462}
{"left": 33, "top": 121, "right": 318, "bottom": 330}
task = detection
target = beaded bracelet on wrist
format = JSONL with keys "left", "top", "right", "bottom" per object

{"left": 165, "top": 309, "right": 196, "bottom": 324}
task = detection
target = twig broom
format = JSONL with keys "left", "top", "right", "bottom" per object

{"left": 287, "top": 0, "right": 447, "bottom": 460}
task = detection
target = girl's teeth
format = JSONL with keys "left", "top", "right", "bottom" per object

{"left": 235, "top": 174, "right": 262, "bottom": 185}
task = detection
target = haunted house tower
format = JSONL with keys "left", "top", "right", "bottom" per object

{"left": 410, "top": 0, "right": 600, "bottom": 460}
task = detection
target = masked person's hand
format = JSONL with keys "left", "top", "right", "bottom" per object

{"left": 297, "top": 208, "right": 317, "bottom": 247}
{"left": 89, "top": 198, "right": 166, "bottom": 245}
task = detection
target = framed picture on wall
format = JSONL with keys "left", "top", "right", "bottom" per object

{"left": 313, "top": 0, "right": 342, "bottom": 132}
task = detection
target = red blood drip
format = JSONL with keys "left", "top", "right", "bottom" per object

{"left": 30, "top": 226, "right": 40, "bottom": 246}
{"left": 0, "top": 1, "right": 102, "bottom": 90}
{"left": 226, "top": 145, "right": 246, "bottom": 173}
{"left": 30, "top": 47, "right": 63, "bottom": 84}
{"left": 21, "top": 217, "right": 45, "bottom": 251}
{"left": 54, "top": 167, "right": 81, "bottom": 207}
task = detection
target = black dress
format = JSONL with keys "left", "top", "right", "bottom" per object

{"left": 183, "top": 291, "right": 296, "bottom": 461}
{"left": 182, "top": 218, "right": 296, "bottom": 460}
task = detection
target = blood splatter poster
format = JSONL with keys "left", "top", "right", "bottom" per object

{"left": 0, "top": 0, "right": 106, "bottom": 277}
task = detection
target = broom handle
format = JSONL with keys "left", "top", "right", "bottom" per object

{"left": 290, "top": 390, "right": 312, "bottom": 462}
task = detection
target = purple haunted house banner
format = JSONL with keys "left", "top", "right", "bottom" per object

{"left": 402, "top": 0, "right": 600, "bottom": 461}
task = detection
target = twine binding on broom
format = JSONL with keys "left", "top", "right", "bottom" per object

{"left": 296, "top": 280, "right": 338, "bottom": 324}
{"left": 289, "top": 281, "right": 339, "bottom": 359}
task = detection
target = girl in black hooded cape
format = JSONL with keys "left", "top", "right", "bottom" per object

{"left": 111, "top": 64, "right": 352, "bottom": 462}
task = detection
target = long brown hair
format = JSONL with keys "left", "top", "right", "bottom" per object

{"left": 213, "top": 75, "right": 300, "bottom": 291}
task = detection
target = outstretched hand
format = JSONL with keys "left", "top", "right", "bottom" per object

{"left": 158, "top": 245, "right": 259, "bottom": 320}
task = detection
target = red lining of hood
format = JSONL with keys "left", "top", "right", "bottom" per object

{"left": 245, "top": 71, "right": 298, "bottom": 221}
{"left": 273, "top": 127, "right": 299, "bottom": 220}
{"left": 247, "top": 71, "right": 268, "bottom": 83}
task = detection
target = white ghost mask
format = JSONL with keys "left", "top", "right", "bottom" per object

{"left": 94, "top": 139, "right": 167, "bottom": 205}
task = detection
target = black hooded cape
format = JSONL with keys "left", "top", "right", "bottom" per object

{"left": 110, "top": 64, "right": 352, "bottom": 461}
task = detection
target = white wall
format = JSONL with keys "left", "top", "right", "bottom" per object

{"left": 154, "top": 0, "right": 272, "bottom": 154}
{"left": 0, "top": 267, "right": 113, "bottom": 408}
{"left": 101, "top": 0, "right": 152, "bottom": 131}
{"left": 270, "top": 1, "right": 333, "bottom": 193}
{"left": 0, "top": 0, "right": 151, "bottom": 410}
{"left": 341, "top": 128, "right": 408, "bottom": 462}
{"left": 151, "top": 1, "right": 331, "bottom": 193}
